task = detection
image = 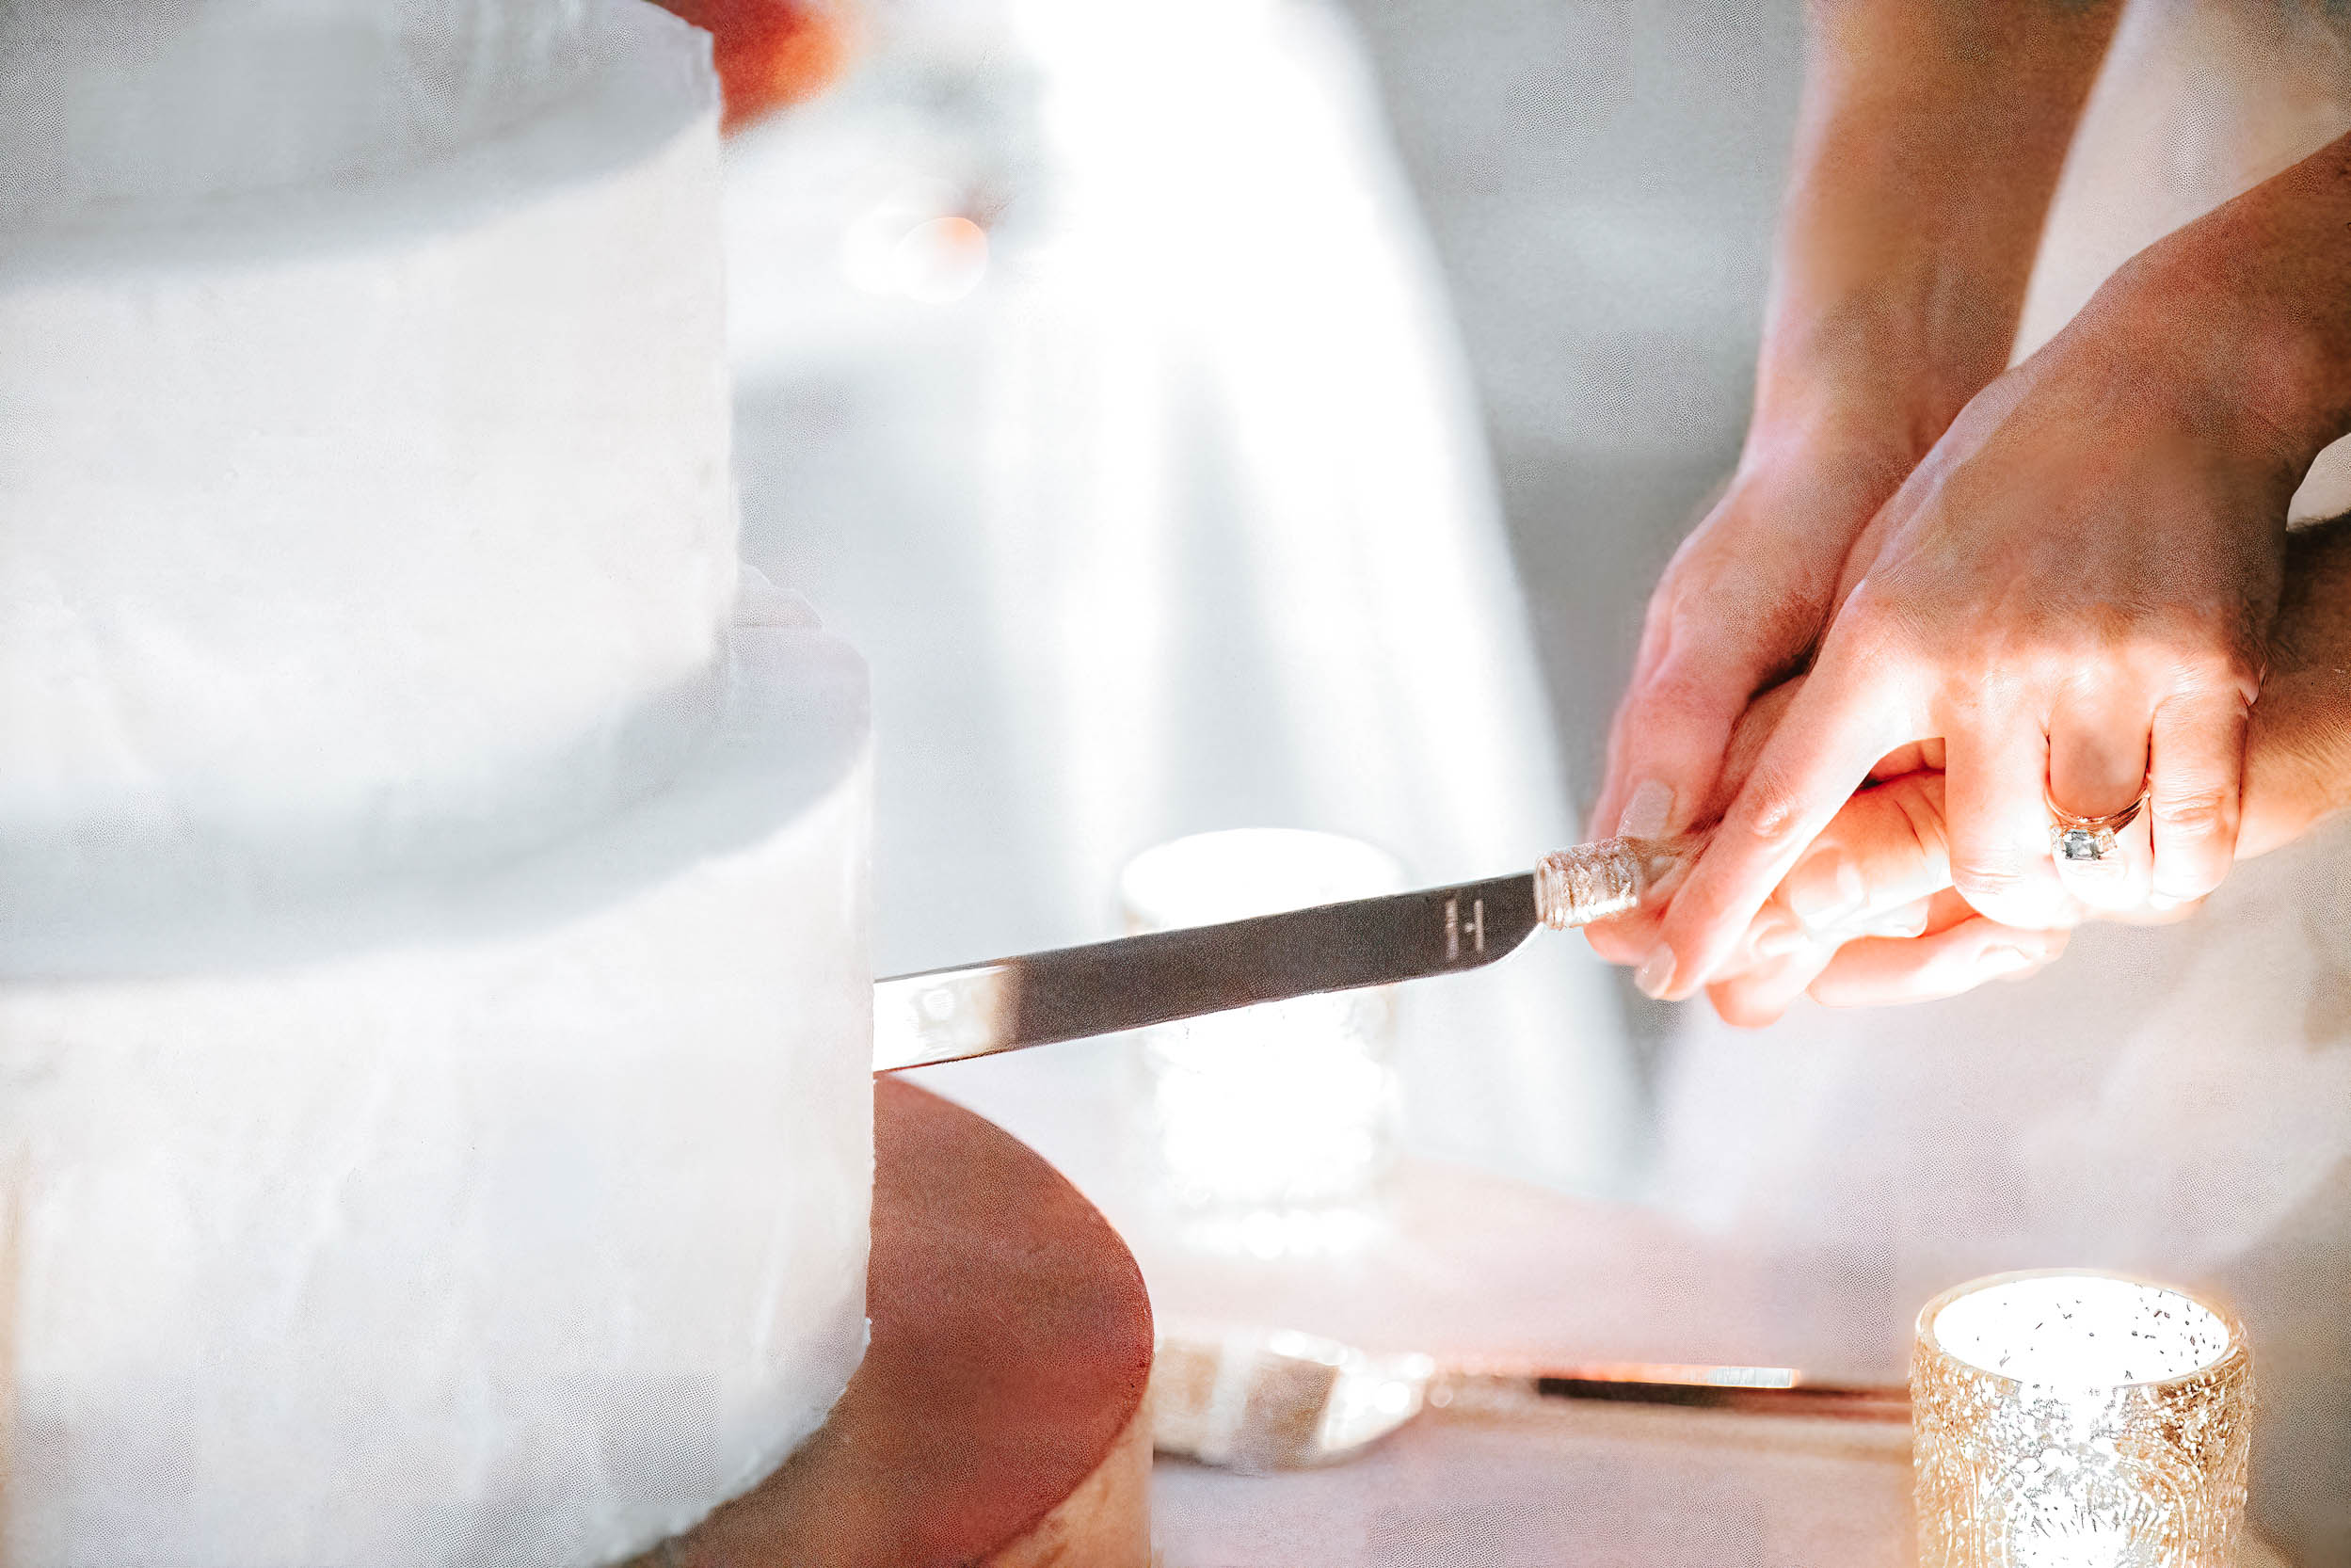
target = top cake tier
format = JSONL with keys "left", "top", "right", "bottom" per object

{"left": 0, "top": 0, "right": 737, "bottom": 912}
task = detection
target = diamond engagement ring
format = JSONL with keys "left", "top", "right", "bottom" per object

{"left": 2048, "top": 792, "right": 2149, "bottom": 864}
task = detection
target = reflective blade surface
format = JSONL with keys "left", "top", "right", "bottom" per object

{"left": 872, "top": 872, "right": 1539, "bottom": 1072}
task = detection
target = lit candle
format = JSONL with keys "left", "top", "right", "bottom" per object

{"left": 1118, "top": 829, "right": 1406, "bottom": 1256}
{"left": 1912, "top": 1271, "right": 2253, "bottom": 1568}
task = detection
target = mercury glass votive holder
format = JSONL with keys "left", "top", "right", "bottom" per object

{"left": 1118, "top": 829, "right": 1406, "bottom": 1255}
{"left": 1912, "top": 1270, "right": 2254, "bottom": 1568}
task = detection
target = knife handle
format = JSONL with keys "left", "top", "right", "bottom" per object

{"left": 1533, "top": 832, "right": 1702, "bottom": 930}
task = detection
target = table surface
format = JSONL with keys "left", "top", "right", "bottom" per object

{"left": 914, "top": 1050, "right": 2297, "bottom": 1568}
{"left": 1155, "top": 1395, "right": 1913, "bottom": 1568}
{"left": 1131, "top": 1161, "right": 2295, "bottom": 1568}
{"left": 1129, "top": 1158, "right": 1923, "bottom": 1568}
{"left": 1152, "top": 1402, "right": 2291, "bottom": 1568}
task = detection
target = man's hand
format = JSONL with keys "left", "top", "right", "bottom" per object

{"left": 1702, "top": 768, "right": 2074, "bottom": 1027}
{"left": 1585, "top": 420, "right": 1914, "bottom": 952}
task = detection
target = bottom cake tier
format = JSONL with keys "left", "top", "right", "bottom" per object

{"left": 0, "top": 606, "right": 873, "bottom": 1568}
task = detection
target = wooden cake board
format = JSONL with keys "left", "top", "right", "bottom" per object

{"left": 630, "top": 1080, "right": 1155, "bottom": 1567}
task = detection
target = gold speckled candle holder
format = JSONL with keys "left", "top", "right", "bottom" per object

{"left": 1912, "top": 1270, "right": 2253, "bottom": 1568}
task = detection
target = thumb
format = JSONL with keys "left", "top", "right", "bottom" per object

{"left": 1596, "top": 632, "right": 1807, "bottom": 849}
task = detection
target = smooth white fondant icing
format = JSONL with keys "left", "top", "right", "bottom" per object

{"left": 0, "top": 0, "right": 738, "bottom": 898}
{"left": 1, "top": 621, "right": 875, "bottom": 1568}
{"left": 0, "top": 1, "right": 679, "bottom": 243}
{"left": 0, "top": 4, "right": 879, "bottom": 1562}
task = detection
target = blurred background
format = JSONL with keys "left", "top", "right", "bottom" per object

{"left": 1341, "top": 0, "right": 1799, "bottom": 1038}
{"left": 714, "top": 0, "right": 1806, "bottom": 1201}
{"left": 1344, "top": 0, "right": 1796, "bottom": 825}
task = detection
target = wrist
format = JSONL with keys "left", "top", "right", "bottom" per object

{"left": 2113, "top": 146, "right": 2351, "bottom": 478}
{"left": 1745, "top": 0, "right": 2122, "bottom": 500}
{"left": 1743, "top": 303, "right": 1973, "bottom": 489}
{"left": 1750, "top": 218, "right": 2041, "bottom": 471}
{"left": 1750, "top": 71, "right": 2104, "bottom": 459}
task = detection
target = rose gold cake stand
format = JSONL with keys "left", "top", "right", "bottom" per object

{"left": 629, "top": 1080, "right": 1155, "bottom": 1568}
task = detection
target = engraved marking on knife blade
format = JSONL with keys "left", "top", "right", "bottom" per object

{"left": 1471, "top": 897, "right": 1486, "bottom": 954}
{"left": 1445, "top": 896, "right": 1460, "bottom": 961}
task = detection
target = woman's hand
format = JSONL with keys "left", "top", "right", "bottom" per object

{"left": 1584, "top": 411, "right": 1923, "bottom": 973}
{"left": 1703, "top": 513, "right": 2351, "bottom": 1026}
{"left": 1586, "top": 1, "right": 2121, "bottom": 968}
{"left": 1640, "top": 245, "right": 2307, "bottom": 1001}
{"left": 1600, "top": 703, "right": 2073, "bottom": 1027}
{"left": 1644, "top": 127, "right": 2351, "bottom": 1001}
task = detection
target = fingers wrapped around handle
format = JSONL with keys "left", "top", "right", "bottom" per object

{"left": 1648, "top": 623, "right": 2258, "bottom": 1003}
{"left": 1806, "top": 894, "right": 2071, "bottom": 1009}
{"left": 1940, "top": 707, "right": 2071, "bottom": 929}
{"left": 1588, "top": 468, "right": 1890, "bottom": 966}
{"left": 1638, "top": 611, "right": 1919, "bottom": 1000}
{"left": 2043, "top": 675, "right": 2155, "bottom": 911}
{"left": 2146, "top": 680, "right": 2253, "bottom": 905}
{"left": 1705, "top": 769, "right": 2082, "bottom": 1024}
{"left": 1593, "top": 596, "right": 1797, "bottom": 846}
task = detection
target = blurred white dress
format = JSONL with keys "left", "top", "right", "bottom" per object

{"left": 718, "top": 0, "right": 1642, "bottom": 1194}
{"left": 1650, "top": 5, "right": 2351, "bottom": 1560}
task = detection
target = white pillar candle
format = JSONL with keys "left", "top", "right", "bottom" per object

{"left": 1118, "top": 829, "right": 1406, "bottom": 1255}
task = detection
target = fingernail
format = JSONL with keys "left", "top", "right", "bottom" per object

{"left": 1617, "top": 779, "right": 1675, "bottom": 841}
{"left": 1635, "top": 945, "right": 1677, "bottom": 1000}
{"left": 1980, "top": 946, "right": 2038, "bottom": 976}
{"left": 1865, "top": 904, "right": 1930, "bottom": 939}
{"left": 1782, "top": 849, "right": 1867, "bottom": 933}
{"left": 2149, "top": 893, "right": 2181, "bottom": 911}
{"left": 1751, "top": 914, "right": 1808, "bottom": 959}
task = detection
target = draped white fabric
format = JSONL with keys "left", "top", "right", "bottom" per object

{"left": 720, "top": 0, "right": 1641, "bottom": 1194}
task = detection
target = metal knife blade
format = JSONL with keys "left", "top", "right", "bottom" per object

{"left": 872, "top": 872, "right": 1539, "bottom": 1073}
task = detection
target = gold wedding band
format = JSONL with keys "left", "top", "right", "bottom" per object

{"left": 2047, "top": 790, "right": 2149, "bottom": 864}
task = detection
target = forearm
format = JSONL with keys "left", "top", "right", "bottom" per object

{"left": 1754, "top": 1, "right": 2120, "bottom": 458}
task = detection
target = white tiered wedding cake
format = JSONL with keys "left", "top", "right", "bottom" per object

{"left": 0, "top": 3, "right": 872, "bottom": 1562}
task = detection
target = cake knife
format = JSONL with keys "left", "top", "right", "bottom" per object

{"left": 872, "top": 834, "right": 1692, "bottom": 1074}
